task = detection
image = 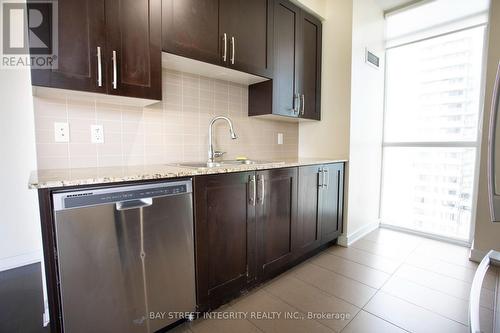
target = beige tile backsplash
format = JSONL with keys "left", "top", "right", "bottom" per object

{"left": 33, "top": 69, "right": 298, "bottom": 169}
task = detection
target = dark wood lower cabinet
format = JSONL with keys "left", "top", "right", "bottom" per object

{"left": 256, "top": 168, "right": 297, "bottom": 279}
{"left": 194, "top": 172, "right": 256, "bottom": 311}
{"left": 296, "top": 165, "right": 322, "bottom": 254}
{"left": 194, "top": 163, "right": 344, "bottom": 310}
{"left": 319, "top": 163, "right": 344, "bottom": 242}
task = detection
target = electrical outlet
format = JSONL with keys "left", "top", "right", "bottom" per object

{"left": 54, "top": 122, "right": 70, "bottom": 143}
{"left": 91, "top": 125, "right": 104, "bottom": 144}
{"left": 277, "top": 133, "right": 284, "bottom": 145}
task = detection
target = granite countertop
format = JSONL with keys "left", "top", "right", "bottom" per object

{"left": 28, "top": 158, "right": 348, "bottom": 189}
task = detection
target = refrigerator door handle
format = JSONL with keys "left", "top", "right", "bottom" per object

{"left": 488, "top": 61, "right": 500, "bottom": 222}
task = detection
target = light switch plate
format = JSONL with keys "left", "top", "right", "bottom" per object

{"left": 54, "top": 122, "right": 70, "bottom": 143}
{"left": 91, "top": 125, "right": 104, "bottom": 144}
{"left": 277, "top": 133, "right": 284, "bottom": 145}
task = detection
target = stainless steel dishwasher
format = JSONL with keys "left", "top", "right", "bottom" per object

{"left": 52, "top": 180, "right": 196, "bottom": 333}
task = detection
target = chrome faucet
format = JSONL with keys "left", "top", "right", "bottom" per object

{"left": 208, "top": 116, "right": 237, "bottom": 165}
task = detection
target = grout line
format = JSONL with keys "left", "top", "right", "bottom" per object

{"left": 181, "top": 72, "right": 185, "bottom": 162}
{"left": 365, "top": 290, "right": 470, "bottom": 328}
{"left": 325, "top": 249, "right": 400, "bottom": 275}
{"left": 402, "top": 258, "right": 491, "bottom": 287}
{"left": 319, "top": 249, "right": 395, "bottom": 275}
{"left": 347, "top": 246, "right": 415, "bottom": 262}
{"left": 339, "top": 310, "right": 412, "bottom": 333}
{"left": 197, "top": 73, "right": 201, "bottom": 161}
{"left": 291, "top": 266, "right": 366, "bottom": 309}
{"left": 94, "top": 100, "right": 99, "bottom": 168}
{"left": 337, "top": 310, "right": 363, "bottom": 333}
{"left": 258, "top": 288, "right": 337, "bottom": 332}
{"left": 358, "top": 231, "right": 474, "bottom": 329}
{"left": 64, "top": 95, "right": 71, "bottom": 168}
{"left": 392, "top": 263, "right": 495, "bottom": 305}
{"left": 120, "top": 105, "right": 124, "bottom": 166}
{"left": 307, "top": 261, "right": 384, "bottom": 290}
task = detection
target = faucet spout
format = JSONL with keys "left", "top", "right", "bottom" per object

{"left": 208, "top": 116, "right": 237, "bottom": 164}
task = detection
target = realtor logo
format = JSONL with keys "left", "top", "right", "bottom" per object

{"left": 1, "top": 0, "right": 58, "bottom": 69}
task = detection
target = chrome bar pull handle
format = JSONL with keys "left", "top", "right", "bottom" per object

{"left": 322, "top": 168, "right": 327, "bottom": 188}
{"left": 293, "top": 93, "right": 300, "bottom": 114}
{"left": 222, "top": 33, "right": 228, "bottom": 62}
{"left": 318, "top": 168, "right": 323, "bottom": 188}
{"left": 258, "top": 175, "right": 265, "bottom": 205}
{"left": 112, "top": 50, "right": 118, "bottom": 90}
{"left": 231, "top": 36, "right": 235, "bottom": 65}
{"left": 96, "top": 47, "right": 102, "bottom": 87}
{"left": 301, "top": 94, "right": 305, "bottom": 115}
{"left": 324, "top": 168, "right": 329, "bottom": 189}
{"left": 249, "top": 175, "right": 256, "bottom": 206}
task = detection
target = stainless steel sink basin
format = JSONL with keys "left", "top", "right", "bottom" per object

{"left": 221, "top": 159, "right": 275, "bottom": 165}
{"left": 171, "top": 160, "right": 281, "bottom": 169}
{"left": 171, "top": 162, "right": 222, "bottom": 169}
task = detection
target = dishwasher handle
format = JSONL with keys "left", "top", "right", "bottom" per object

{"left": 115, "top": 198, "right": 153, "bottom": 211}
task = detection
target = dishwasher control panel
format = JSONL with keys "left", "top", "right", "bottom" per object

{"left": 53, "top": 180, "right": 192, "bottom": 211}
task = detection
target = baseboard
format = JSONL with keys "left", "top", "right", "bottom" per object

{"left": 337, "top": 220, "right": 380, "bottom": 247}
{"left": 0, "top": 250, "right": 43, "bottom": 272}
{"left": 469, "top": 248, "right": 488, "bottom": 263}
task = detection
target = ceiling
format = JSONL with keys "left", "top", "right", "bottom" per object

{"left": 374, "top": 0, "right": 417, "bottom": 11}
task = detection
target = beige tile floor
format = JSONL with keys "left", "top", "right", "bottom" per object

{"left": 170, "top": 228, "right": 499, "bottom": 333}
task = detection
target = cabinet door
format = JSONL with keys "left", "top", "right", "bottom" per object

{"left": 30, "top": 0, "right": 106, "bottom": 93}
{"left": 219, "top": 0, "right": 273, "bottom": 77}
{"left": 319, "top": 163, "right": 344, "bottom": 243}
{"left": 299, "top": 11, "right": 322, "bottom": 120}
{"left": 194, "top": 172, "right": 256, "bottom": 310}
{"left": 106, "top": 0, "right": 162, "bottom": 100}
{"left": 272, "top": 0, "right": 300, "bottom": 117}
{"left": 256, "top": 168, "right": 297, "bottom": 279}
{"left": 162, "top": 0, "right": 221, "bottom": 66}
{"left": 296, "top": 165, "right": 322, "bottom": 254}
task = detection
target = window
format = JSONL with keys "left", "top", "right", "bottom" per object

{"left": 380, "top": 26, "right": 485, "bottom": 241}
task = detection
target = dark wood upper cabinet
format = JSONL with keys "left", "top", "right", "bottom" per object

{"left": 219, "top": 0, "right": 273, "bottom": 77}
{"left": 30, "top": 0, "right": 162, "bottom": 101}
{"left": 299, "top": 12, "right": 322, "bottom": 120}
{"left": 162, "top": 0, "right": 220, "bottom": 65}
{"left": 319, "top": 163, "right": 344, "bottom": 243}
{"left": 30, "top": 0, "right": 106, "bottom": 93}
{"left": 249, "top": 0, "right": 322, "bottom": 120}
{"left": 256, "top": 168, "right": 297, "bottom": 279}
{"left": 296, "top": 165, "right": 322, "bottom": 254}
{"left": 194, "top": 172, "right": 256, "bottom": 311}
{"left": 272, "top": 0, "right": 300, "bottom": 117}
{"left": 106, "top": 0, "right": 162, "bottom": 100}
{"left": 162, "top": 0, "right": 273, "bottom": 78}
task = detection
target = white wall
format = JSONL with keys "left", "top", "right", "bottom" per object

{"left": 471, "top": 0, "right": 500, "bottom": 259}
{"left": 293, "top": 0, "right": 326, "bottom": 18}
{"left": 0, "top": 63, "right": 42, "bottom": 270}
{"left": 296, "top": 0, "right": 385, "bottom": 245}
{"left": 342, "top": 0, "right": 386, "bottom": 243}
{"left": 298, "top": 0, "right": 353, "bottom": 160}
